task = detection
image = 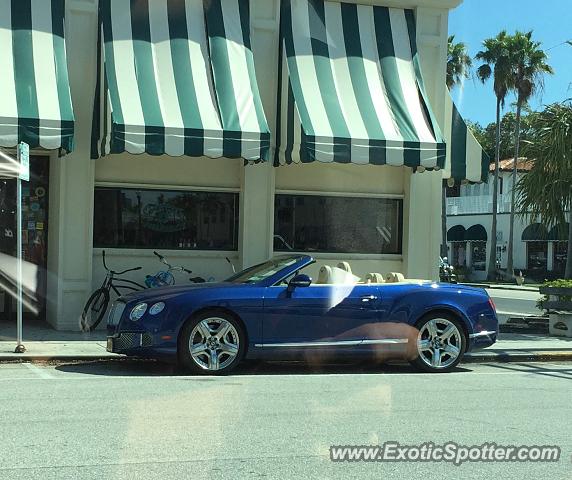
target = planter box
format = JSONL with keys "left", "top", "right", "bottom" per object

{"left": 549, "top": 313, "right": 572, "bottom": 338}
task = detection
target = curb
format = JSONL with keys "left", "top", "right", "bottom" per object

{"left": 0, "top": 354, "right": 121, "bottom": 362}
{"left": 1, "top": 352, "right": 571, "bottom": 364}
{"left": 464, "top": 351, "right": 572, "bottom": 363}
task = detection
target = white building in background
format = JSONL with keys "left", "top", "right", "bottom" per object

{"left": 446, "top": 158, "right": 570, "bottom": 281}
{"left": 1, "top": 0, "right": 487, "bottom": 330}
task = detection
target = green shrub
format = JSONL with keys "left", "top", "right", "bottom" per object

{"left": 537, "top": 279, "right": 572, "bottom": 311}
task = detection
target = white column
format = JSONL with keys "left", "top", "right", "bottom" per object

{"left": 547, "top": 242, "right": 554, "bottom": 271}
{"left": 466, "top": 241, "right": 473, "bottom": 268}
{"left": 238, "top": 163, "right": 275, "bottom": 269}
{"left": 46, "top": 1, "right": 97, "bottom": 330}
{"left": 237, "top": 0, "right": 279, "bottom": 270}
{"left": 403, "top": 7, "right": 449, "bottom": 280}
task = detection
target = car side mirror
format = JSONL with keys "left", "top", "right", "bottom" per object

{"left": 287, "top": 274, "right": 312, "bottom": 292}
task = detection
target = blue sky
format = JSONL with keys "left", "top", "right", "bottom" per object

{"left": 448, "top": 0, "right": 572, "bottom": 126}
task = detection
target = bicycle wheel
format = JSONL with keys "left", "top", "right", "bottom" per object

{"left": 80, "top": 288, "right": 110, "bottom": 332}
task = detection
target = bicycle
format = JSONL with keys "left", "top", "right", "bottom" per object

{"left": 80, "top": 250, "right": 145, "bottom": 332}
{"left": 145, "top": 251, "right": 196, "bottom": 287}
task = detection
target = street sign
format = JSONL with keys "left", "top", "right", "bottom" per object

{"left": 17, "top": 142, "right": 29, "bottom": 181}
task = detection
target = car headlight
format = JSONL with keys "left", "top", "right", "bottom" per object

{"left": 149, "top": 302, "right": 165, "bottom": 316}
{"left": 129, "top": 303, "right": 147, "bottom": 321}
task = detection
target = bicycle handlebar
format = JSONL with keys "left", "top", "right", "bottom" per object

{"left": 102, "top": 250, "right": 109, "bottom": 272}
{"left": 154, "top": 250, "right": 174, "bottom": 269}
{"left": 114, "top": 266, "right": 142, "bottom": 275}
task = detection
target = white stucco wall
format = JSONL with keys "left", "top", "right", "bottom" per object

{"left": 46, "top": 0, "right": 460, "bottom": 329}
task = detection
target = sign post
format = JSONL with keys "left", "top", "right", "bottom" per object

{"left": 14, "top": 142, "right": 29, "bottom": 354}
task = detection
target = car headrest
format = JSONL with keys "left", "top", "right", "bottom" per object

{"left": 365, "top": 273, "right": 385, "bottom": 284}
{"left": 336, "top": 262, "right": 352, "bottom": 274}
{"left": 316, "top": 265, "right": 332, "bottom": 284}
{"left": 385, "top": 272, "right": 405, "bottom": 283}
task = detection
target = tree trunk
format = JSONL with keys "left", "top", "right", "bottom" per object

{"left": 487, "top": 97, "right": 502, "bottom": 281}
{"left": 441, "top": 182, "right": 448, "bottom": 258}
{"left": 566, "top": 213, "right": 572, "bottom": 279}
{"left": 506, "top": 101, "right": 522, "bottom": 279}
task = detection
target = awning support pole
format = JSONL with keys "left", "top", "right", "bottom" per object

{"left": 14, "top": 144, "right": 27, "bottom": 354}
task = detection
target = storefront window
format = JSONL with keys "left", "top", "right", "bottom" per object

{"left": 471, "top": 242, "right": 486, "bottom": 271}
{"left": 445, "top": 185, "right": 460, "bottom": 198}
{"left": 526, "top": 241, "right": 548, "bottom": 271}
{"left": 93, "top": 188, "right": 239, "bottom": 250}
{"left": 553, "top": 241, "right": 568, "bottom": 274}
{"left": 274, "top": 194, "right": 402, "bottom": 254}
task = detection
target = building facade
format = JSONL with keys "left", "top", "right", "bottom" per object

{"left": 1, "top": 0, "right": 470, "bottom": 330}
{"left": 446, "top": 158, "right": 570, "bottom": 281}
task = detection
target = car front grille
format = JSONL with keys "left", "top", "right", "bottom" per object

{"left": 142, "top": 333, "right": 153, "bottom": 347}
{"left": 107, "top": 301, "right": 126, "bottom": 326}
{"left": 112, "top": 332, "right": 153, "bottom": 351}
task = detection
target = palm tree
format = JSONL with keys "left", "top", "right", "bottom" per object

{"left": 517, "top": 102, "right": 572, "bottom": 278}
{"left": 442, "top": 36, "right": 472, "bottom": 260}
{"left": 506, "top": 31, "right": 553, "bottom": 279}
{"left": 475, "top": 31, "right": 513, "bottom": 281}
{"left": 446, "top": 35, "right": 472, "bottom": 90}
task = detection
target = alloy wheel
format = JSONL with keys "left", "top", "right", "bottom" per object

{"left": 189, "top": 317, "right": 240, "bottom": 371}
{"left": 417, "top": 317, "right": 462, "bottom": 370}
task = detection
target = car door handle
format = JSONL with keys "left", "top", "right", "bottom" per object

{"left": 360, "top": 295, "right": 378, "bottom": 303}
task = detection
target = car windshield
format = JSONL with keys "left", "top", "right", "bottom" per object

{"left": 225, "top": 257, "right": 302, "bottom": 284}
{"left": 2, "top": 1, "right": 572, "bottom": 479}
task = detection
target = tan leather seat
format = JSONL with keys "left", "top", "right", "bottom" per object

{"left": 316, "top": 265, "right": 359, "bottom": 285}
{"left": 365, "top": 273, "right": 385, "bottom": 284}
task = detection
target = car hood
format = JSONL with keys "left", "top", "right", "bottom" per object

{"left": 119, "top": 282, "right": 242, "bottom": 303}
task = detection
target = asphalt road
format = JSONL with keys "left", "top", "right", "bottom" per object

{"left": 485, "top": 287, "right": 542, "bottom": 322}
{"left": 1, "top": 360, "right": 571, "bottom": 480}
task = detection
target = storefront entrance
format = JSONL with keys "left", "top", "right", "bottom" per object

{"left": 0, "top": 156, "right": 49, "bottom": 322}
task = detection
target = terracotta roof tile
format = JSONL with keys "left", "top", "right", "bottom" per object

{"left": 489, "top": 157, "right": 534, "bottom": 172}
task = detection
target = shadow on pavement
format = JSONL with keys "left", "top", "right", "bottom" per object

{"left": 484, "top": 362, "right": 572, "bottom": 381}
{"left": 55, "top": 358, "right": 473, "bottom": 377}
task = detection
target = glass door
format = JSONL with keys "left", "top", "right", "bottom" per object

{"left": 0, "top": 156, "right": 49, "bottom": 322}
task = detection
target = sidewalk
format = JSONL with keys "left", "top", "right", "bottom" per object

{"left": 0, "top": 320, "right": 114, "bottom": 360}
{"left": 1, "top": 322, "right": 571, "bottom": 363}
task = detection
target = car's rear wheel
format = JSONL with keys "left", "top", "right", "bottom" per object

{"left": 179, "top": 311, "right": 245, "bottom": 374}
{"left": 410, "top": 313, "right": 466, "bottom": 373}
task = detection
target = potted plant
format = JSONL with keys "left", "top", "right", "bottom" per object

{"left": 538, "top": 279, "right": 572, "bottom": 337}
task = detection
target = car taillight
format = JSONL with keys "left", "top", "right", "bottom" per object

{"left": 488, "top": 297, "right": 496, "bottom": 312}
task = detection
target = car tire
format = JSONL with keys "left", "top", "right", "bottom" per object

{"left": 410, "top": 313, "right": 466, "bottom": 373}
{"left": 178, "top": 310, "right": 246, "bottom": 375}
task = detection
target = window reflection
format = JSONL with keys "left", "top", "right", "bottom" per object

{"left": 93, "top": 188, "right": 239, "bottom": 250}
{"left": 274, "top": 195, "right": 403, "bottom": 254}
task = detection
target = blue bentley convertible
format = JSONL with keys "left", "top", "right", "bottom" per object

{"left": 106, "top": 255, "right": 498, "bottom": 373}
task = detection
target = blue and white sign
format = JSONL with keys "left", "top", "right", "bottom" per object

{"left": 17, "top": 142, "right": 29, "bottom": 182}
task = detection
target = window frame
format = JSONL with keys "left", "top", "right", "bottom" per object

{"left": 273, "top": 190, "right": 404, "bottom": 256}
{"left": 92, "top": 183, "right": 240, "bottom": 251}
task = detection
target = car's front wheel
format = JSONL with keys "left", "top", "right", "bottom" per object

{"left": 179, "top": 311, "right": 245, "bottom": 374}
{"left": 410, "top": 313, "right": 466, "bottom": 373}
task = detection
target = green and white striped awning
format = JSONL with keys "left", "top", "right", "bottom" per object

{"left": 91, "top": 0, "right": 269, "bottom": 161}
{"left": 274, "top": 0, "right": 445, "bottom": 168}
{"left": 0, "top": 0, "right": 74, "bottom": 152}
{"left": 443, "top": 87, "right": 489, "bottom": 185}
